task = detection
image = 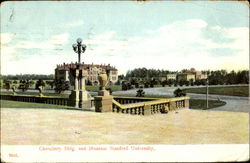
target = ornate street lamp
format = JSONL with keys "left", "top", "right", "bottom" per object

{"left": 72, "top": 38, "right": 87, "bottom": 64}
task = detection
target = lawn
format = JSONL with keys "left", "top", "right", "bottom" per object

{"left": 0, "top": 100, "right": 76, "bottom": 109}
{"left": 0, "top": 91, "right": 69, "bottom": 98}
{"left": 190, "top": 99, "right": 226, "bottom": 110}
{"left": 185, "top": 86, "right": 249, "bottom": 97}
{"left": 86, "top": 85, "right": 121, "bottom": 92}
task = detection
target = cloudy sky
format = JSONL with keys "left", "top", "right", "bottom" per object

{"left": 1, "top": 1, "right": 249, "bottom": 75}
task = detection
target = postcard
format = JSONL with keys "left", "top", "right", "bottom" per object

{"left": 0, "top": 0, "right": 249, "bottom": 162}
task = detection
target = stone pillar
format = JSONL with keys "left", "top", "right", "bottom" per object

{"left": 94, "top": 96, "right": 113, "bottom": 112}
{"left": 169, "top": 101, "right": 176, "bottom": 111}
{"left": 144, "top": 105, "right": 151, "bottom": 115}
{"left": 79, "top": 75, "right": 91, "bottom": 108}
{"left": 69, "top": 69, "right": 80, "bottom": 108}
{"left": 184, "top": 99, "right": 189, "bottom": 108}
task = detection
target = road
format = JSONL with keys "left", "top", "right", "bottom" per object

{"left": 112, "top": 85, "right": 249, "bottom": 113}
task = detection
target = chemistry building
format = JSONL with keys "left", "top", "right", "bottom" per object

{"left": 55, "top": 63, "right": 118, "bottom": 85}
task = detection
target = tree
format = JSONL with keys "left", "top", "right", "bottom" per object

{"left": 178, "top": 80, "right": 185, "bottom": 87}
{"left": 184, "top": 80, "right": 190, "bottom": 86}
{"left": 46, "top": 80, "right": 55, "bottom": 89}
{"left": 122, "top": 82, "right": 128, "bottom": 90}
{"left": 144, "top": 81, "right": 149, "bottom": 88}
{"left": 54, "top": 80, "right": 70, "bottom": 94}
{"left": 35, "top": 79, "right": 46, "bottom": 96}
{"left": 190, "top": 79, "right": 194, "bottom": 86}
{"left": 18, "top": 80, "right": 31, "bottom": 92}
{"left": 194, "top": 79, "right": 202, "bottom": 86}
{"left": 174, "top": 88, "right": 186, "bottom": 97}
{"left": 161, "top": 80, "right": 167, "bottom": 87}
{"left": 3, "top": 80, "right": 11, "bottom": 91}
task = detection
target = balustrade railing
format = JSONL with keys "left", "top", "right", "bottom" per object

{"left": 0, "top": 94, "right": 69, "bottom": 106}
{"left": 113, "top": 96, "right": 159, "bottom": 104}
{"left": 112, "top": 96, "right": 189, "bottom": 115}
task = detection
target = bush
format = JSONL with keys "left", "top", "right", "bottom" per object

{"left": 3, "top": 80, "right": 12, "bottom": 91}
{"left": 174, "top": 88, "right": 186, "bottom": 97}
{"left": 18, "top": 80, "right": 30, "bottom": 92}
{"left": 136, "top": 87, "right": 145, "bottom": 97}
{"left": 54, "top": 80, "right": 70, "bottom": 94}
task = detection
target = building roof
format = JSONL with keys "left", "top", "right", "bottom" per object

{"left": 178, "top": 73, "right": 195, "bottom": 76}
{"left": 56, "top": 63, "right": 118, "bottom": 71}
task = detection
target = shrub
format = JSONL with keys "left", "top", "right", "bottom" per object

{"left": 174, "top": 88, "right": 186, "bottom": 97}
{"left": 54, "top": 79, "right": 70, "bottom": 94}
{"left": 136, "top": 87, "right": 145, "bottom": 97}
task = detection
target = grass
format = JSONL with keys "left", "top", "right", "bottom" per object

{"left": 0, "top": 100, "right": 76, "bottom": 109}
{"left": 185, "top": 86, "right": 249, "bottom": 97}
{"left": 190, "top": 99, "right": 226, "bottom": 110}
{"left": 86, "top": 85, "right": 121, "bottom": 92}
{"left": 0, "top": 91, "right": 69, "bottom": 98}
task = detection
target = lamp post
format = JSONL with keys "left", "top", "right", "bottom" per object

{"left": 72, "top": 38, "right": 87, "bottom": 64}
{"left": 206, "top": 73, "right": 209, "bottom": 109}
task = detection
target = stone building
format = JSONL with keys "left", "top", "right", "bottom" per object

{"left": 177, "top": 73, "right": 196, "bottom": 81}
{"left": 55, "top": 63, "right": 118, "bottom": 85}
{"left": 195, "top": 71, "right": 207, "bottom": 80}
{"left": 166, "top": 73, "right": 177, "bottom": 80}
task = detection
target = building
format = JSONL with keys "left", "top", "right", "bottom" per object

{"left": 166, "top": 73, "right": 177, "bottom": 80}
{"left": 55, "top": 63, "right": 118, "bottom": 85}
{"left": 195, "top": 71, "right": 207, "bottom": 80}
{"left": 177, "top": 73, "right": 196, "bottom": 81}
{"left": 178, "top": 68, "right": 207, "bottom": 81}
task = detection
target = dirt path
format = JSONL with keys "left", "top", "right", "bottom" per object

{"left": 1, "top": 108, "right": 248, "bottom": 145}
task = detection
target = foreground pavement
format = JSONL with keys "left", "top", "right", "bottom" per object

{"left": 1, "top": 108, "right": 249, "bottom": 145}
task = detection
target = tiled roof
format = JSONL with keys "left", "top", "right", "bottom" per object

{"left": 56, "top": 63, "right": 118, "bottom": 71}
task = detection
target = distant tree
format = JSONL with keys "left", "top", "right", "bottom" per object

{"left": 135, "top": 82, "right": 139, "bottom": 88}
{"left": 3, "top": 80, "right": 11, "bottom": 91}
{"left": 46, "top": 80, "right": 55, "bottom": 89}
{"left": 121, "top": 81, "right": 128, "bottom": 90}
{"left": 201, "top": 79, "right": 207, "bottom": 86}
{"left": 178, "top": 80, "right": 185, "bottom": 87}
{"left": 18, "top": 80, "right": 29, "bottom": 92}
{"left": 0, "top": 74, "right": 54, "bottom": 80}
{"left": 185, "top": 80, "right": 190, "bottom": 86}
{"left": 121, "top": 81, "right": 133, "bottom": 90}
{"left": 54, "top": 79, "right": 70, "bottom": 94}
{"left": 35, "top": 79, "right": 46, "bottom": 96}
{"left": 190, "top": 79, "right": 194, "bottom": 86}
{"left": 174, "top": 88, "right": 186, "bottom": 97}
{"left": 144, "top": 81, "right": 149, "bottom": 88}
{"left": 161, "top": 80, "right": 167, "bottom": 87}
{"left": 194, "top": 79, "right": 202, "bottom": 86}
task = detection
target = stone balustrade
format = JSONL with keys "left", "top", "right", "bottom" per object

{"left": 113, "top": 96, "right": 160, "bottom": 105}
{"left": 0, "top": 94, "right": 69, "bottom": 106}
{"left": 112, "top": 96, "right": 190, "bottom": 115}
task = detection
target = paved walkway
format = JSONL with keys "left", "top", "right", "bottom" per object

{"left": 1, "top": 108, "right": 249, "bottom": 145}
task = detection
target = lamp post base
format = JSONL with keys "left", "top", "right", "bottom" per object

{"left": 69, "top": 90, "right": 79, "bottom": 108}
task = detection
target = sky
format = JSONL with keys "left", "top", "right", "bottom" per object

{"left": 1, "top": 1, "right": 249, "bottom": 75}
